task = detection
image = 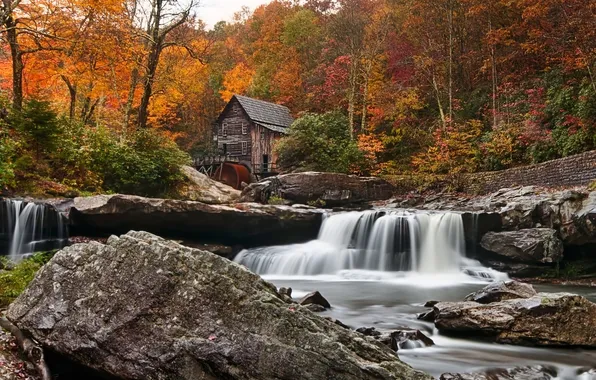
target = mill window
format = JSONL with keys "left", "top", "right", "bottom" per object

{"left": 242, "top": 141, "right": 248, "bottom": 155}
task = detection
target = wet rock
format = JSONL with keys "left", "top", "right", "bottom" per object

{"left": 179, "top": 165, "right": 241, "bottom": 204}
{"left": 424, "top": 300, "right": 439, "bottom": 307}
{"left": 464, "top": 281, "right": 537, "bottom": 304}
{"left": 324, "top": 317, "right": 351, "bottom": 330}
{"left": 278, "top": 287, "right": 292, "bottom": 298}
{"left": 178, "top": 241, "right": 238, "bottom": 259}
{"left": 277, "top": 287, "right": 294, "bottom": 304}
{"left": 69, "top": 194, "right": 324, "bottom": 246}
{"left": 480, "top": 229, "right": 564, "bottom": 264}
{"left": 483, "top": 261, "right": 548, "bottom": 278}
{"left": 305, "top": 304, "right": 326, "bottom": 312}
{"left": 7, "top": 231, "right": 431, "bottom": 380}
{"left": 241, "top": 172, "right": 395, "bottom": 207}
{"left": 299, "top": 290, "right": 331, "bottom": 309}
{"left": 577, "top": 368, "right": 596, "bottom": 379}
{"left": 356, "top": 327, "right": 382, "bottom": 337}
{"left": 390, "top": 330, "right": 434, "bottom": 350}
{"left": 440, "top": 365, "right": 557, "bottom": 380}
{"left": 434, "top": 292, "right": 596, "bottom": 347}
{"left": 417, "top": 309, "right": 437, "bottom": 322}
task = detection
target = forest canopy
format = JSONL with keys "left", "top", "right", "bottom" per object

{"left": 0, "top": 0, "right": 594, "bottom": 195}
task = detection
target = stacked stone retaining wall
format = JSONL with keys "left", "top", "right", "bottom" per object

{"left": 466, "top": 150, "right": 596, "bottom": 194}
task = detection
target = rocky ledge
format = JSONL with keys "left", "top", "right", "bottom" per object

{"left": 6, "top": 231, "right": 430, "bottom": 380}
{"left": 241, "top": 171, "right": 395, "bottom": 207}
{"left": 386, "top": 186, "right": 596, "bottom": 246}
{"left": 69, "top": 194, "right": 324, "bottom": 246}
{"left": 423, "top": 281, "right": 596, "bottom": 347}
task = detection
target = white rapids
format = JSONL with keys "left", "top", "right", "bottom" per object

{"left": 234, "top": 210, "right": 507, "bottom": 284}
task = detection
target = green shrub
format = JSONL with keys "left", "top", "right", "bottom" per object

{"left": 0, "top": 128, "right": 17, "bottom": 190}
{"left": 0, "top": 251, "right": 55, "bottom": 307}
{"left": 275, "top": 111, "right": 364, "bottom": 174}
{"left": 11, "top": 99, "right": 62, "bottom": 160}
{"left": 52, "top": 123, "right": 191, "bottom": 197}
{"left": 91, "top": 128, "right": 191, "bottom": 196}
{"left": 268, "top": 195, "right": 286, "bottom": 205}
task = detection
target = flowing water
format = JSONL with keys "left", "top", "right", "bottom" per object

{"left": 0, "top": 199, "right": 68, "bottom": 261}
{"left": 235, "top": 210, "right": 596, "bottom": 379}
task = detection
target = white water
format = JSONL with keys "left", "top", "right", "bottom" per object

{"left": 2, "top": 199, "right": 67, "bottom": 261}
{"left": 235, "top": 210, "right": 507, "bottom": 283}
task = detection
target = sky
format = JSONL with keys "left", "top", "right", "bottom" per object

{"left": 200, "top": 0, "right": 271, "bottom": 28}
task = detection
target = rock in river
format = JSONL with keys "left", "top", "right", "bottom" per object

{"left": 480, "top": 228, "right": 564, "bottom": 264}
{"left": 69, "top": 194, "right": 324, "bottom": 246}
{"left": 240, "top": 171, "right": 395, "bottom": 207}
{"left": 434, "top": 284, "right": 596, "bottom": 347}
{"left": 299, "top": 290, "right": 331, "bottom": 309}
{"left": 464, "top": 280, "right": 537, "bottom": 304}
{"left": 7, "top": 231, "right": 431, "bottom": 380}
{"left": 440, "top": 365, "right": 558, "bottom": 380}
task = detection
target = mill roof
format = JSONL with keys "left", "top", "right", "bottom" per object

{"left": 218, "top": 95, "right": 294, "bottom": 133}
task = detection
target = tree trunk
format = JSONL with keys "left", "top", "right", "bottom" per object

{"left": 5, "top": 14, "right": 23, "bottom": 110}
{"left": 347, "top": 57, "right": 358, "bottom": 139}
{"left": 489, "top": 18, "right": 498, "bottom": 129}
{"left": 448, "top": 0, "right": 453, "bottom": 123}
{"left": 361, "top": 62, "right": 371, "bottom": 133}
{"left": 432, "top": 73, "right": 446, "bottom": 128}
{"left": 137, "top": 45, "right": 161, "bottom": 129}
{"left": 61, "top": 75, "right": 77, "bottom": 120}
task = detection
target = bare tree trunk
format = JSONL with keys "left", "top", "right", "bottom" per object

{"left": 361, "top": 62, "right": 371, "bottom": 133}
{"left": 432, "top": 73, "right": 446, "bottom": 128}
{"left": 489, "top": 18, "right": 498, "bottom": 129}
{"left": 61, "top": 75, "right": 77, "bottom": 120}
{"left": 448, "top": 0, "right": 453, "bottom": 123}
{"left": 138, "top": 44, "right": 161, "bottom": 129}
{"left": 347, "top": 57, "right": 358, "bottom": 139}
{"left": 4, "top": 13, "right": 23, "bottom": 110}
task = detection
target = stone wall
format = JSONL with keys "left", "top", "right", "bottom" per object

{"left": 466, "top": 150, "right": 596, "bottom": 194}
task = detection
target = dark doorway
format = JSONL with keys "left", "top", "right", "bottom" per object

{"left": 262, "top": 154, "right": 269, "bottom": 173}
{"left": 222, "top": 143, "right": 227, "bottom": 155}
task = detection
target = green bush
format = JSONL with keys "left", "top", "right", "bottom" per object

{"left": 89, "top": 128, "right": 191, "bottom": 196}
{"left": 0, "top": 128, "right": 17, "bottom": 190}
{"left": 275, "top": 111, "right": 364, "bottom": 173}
{"left": 11, "top": 99, "right": 62, "bottom": 160}
{"left": 0, "top": 251, "right": 55, "bottom": 307}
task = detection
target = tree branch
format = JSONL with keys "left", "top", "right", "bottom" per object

{"left": 0, "top": 317, "right": 51, "bottom": 380}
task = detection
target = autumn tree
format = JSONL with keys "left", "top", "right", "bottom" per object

{"left": 133, "top": 0, "right": 198, "bottom": 129}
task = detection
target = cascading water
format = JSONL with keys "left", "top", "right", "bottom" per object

{"left": 234, "top": 210, "right": 507, "bottom": 282}
{"left": 0, "top": 199, "right": 68, "bottom": 261}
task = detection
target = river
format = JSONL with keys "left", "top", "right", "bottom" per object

{"left": 235, "top": 210, "right": 596, "bottom": 379}
{"left": 262, "top": 274, "right": 596, "bottom": 379}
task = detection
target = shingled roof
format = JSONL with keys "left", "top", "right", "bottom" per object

{"left": 233, "top": 95, "right": 294, "bottom": 132}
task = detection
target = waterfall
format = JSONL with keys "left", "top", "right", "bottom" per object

{"left": 1, "top": 199, "right": 68, "bottom": 261}
{"left": 234, "top": 210, "right": 504, "bottom": 281}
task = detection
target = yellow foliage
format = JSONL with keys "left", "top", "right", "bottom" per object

{"left": 220, "top": 63, "right": 255, "bottom": 102}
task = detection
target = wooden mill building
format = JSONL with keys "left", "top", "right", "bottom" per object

{"left": 214, "top": 95, "right": 293, "bottom": 175}
{"left": 195, "top": 95, "right": 293, "bottom": 189}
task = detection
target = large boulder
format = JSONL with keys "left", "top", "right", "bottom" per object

{"left": 68, "top": 194, "right": 323, "bottom": 246}
{"left": 6, "top": 231, "right": 431, "bottom": 380}
{"left": 241, "top": 172, "right": 395, "bottom": 207}
{"left": 178, "top": 165, "right": 241, "bottom": 204}
{"left": 434, "top": 292, "right": 596, "bottom": 347}
{"left": 464, "top": 280, "right": 537, "bottom": 304}
{"left": 480, "top": 229, "right": 564, "bottom": 264}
